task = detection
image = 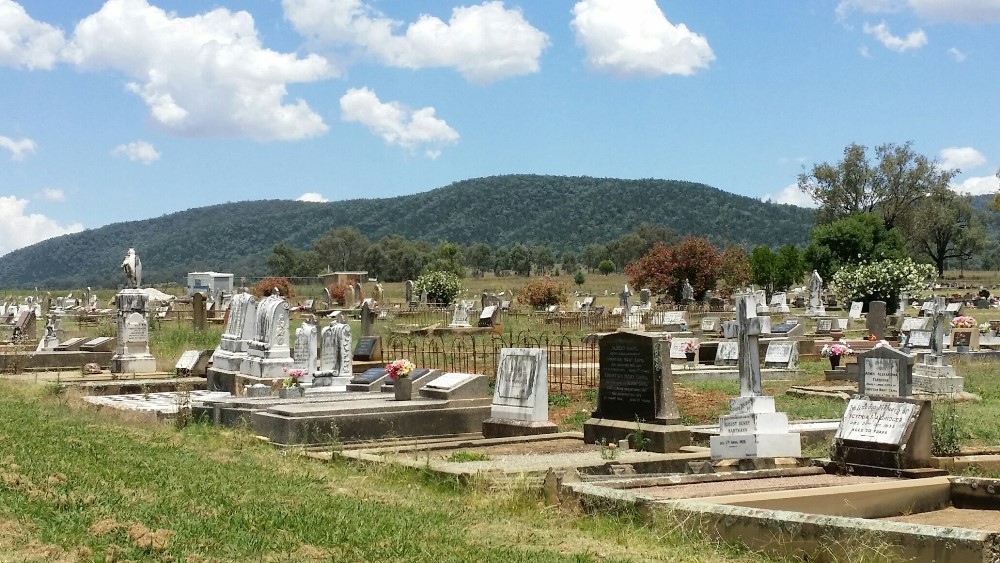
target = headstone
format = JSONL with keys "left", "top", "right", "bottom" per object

{"left": 681, "top": 279, "right": 694, "bottom": 304}
{"left": 346, "top": 367, "right": 388, "bottom": 392}
{"left": 669, "top": 338, "right": 700, "bottom": 362}
{"left": 192, "top": 292, "right": 207, "bottom": 332}
{"left": 764, "top": 341, "right": 798, "bottom": 369}
{"left": 242, "top": 289, "right": 294, "bottom": 379}
{"left": 344, "top": 285, "right": 356, "bottom": 309}
{"left": 770, "top": 292, "right": 790, "bottom": 313}
{"left": 360, "top": 300, "right": 375, "bottom": 337}
{"left": 314, "top": 316, "right": 352, "bottom": 386}
{"left": 907, "top": 329, "right": 932, "bottom": 349}
{"left": 449, "top": 301, "right": 472, "bottom": 328}
{"left": 806, "top": 270, "right": 825, "bottom": 316}
{"left": 639, "top": 288, "right": 651, "bottom": 305}
{"left": 857, "top": 346, "right": 914, "bottom": 398}
{"left": 424, "top": 372, "right": 473, "bottom": 391}
{"left": 700, "top": 317, "right": 719, "bottom": 333}
{"left": 353, "top": 336, "right": 381, "bottom": 362}
{"left": 711, "top": 296, "right": 801, "bottom": 460}
{"left": 849, "top": 301, "right": 864, "bottom": 320}
{"left": 482, "top": 349, "right": 558, "bottom": 438}
{"left": 652, "top": 311, "right": 686, "bottom": 331}
{"left": 111, "top": 289, "right": 156, "bottom": 374}
{"left": 901, "top": 317, "right": 930, "bottom": 333}
{"left": 832, "top": 398, "right": 932, "bottom": 473}
{"left": 293, "top": 321, "right": 318, "bottom": 384}
{"left": 946, "top": 302, "right": 963, "bottom": 315}
{"left": 405, "top": 280, "right": 414, "bottom": 304}
{"left": 866, "top": 301, "right": 887, "bottom": 340}
{"left": 912, "top": 298, "right": 964, "bottom": 393}
{"left": 175, "top": 350, "right": 202, "bottom": 375}
{"left": 478, "top": 305, "right": 498, "bottom": 328}
{"left": 499, "top": 300, "right": 511, "bottom": 311}
{"left": 715, "top": 341, "right": 739, "bottom": 366}
{"left": 210, "top": 288, "right": 257, "bottom": 373}
{"left": 815, "top": 318, "right": 833, "bottom": 335}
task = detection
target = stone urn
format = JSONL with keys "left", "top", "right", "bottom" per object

{"left": 394, "top": 377, "right": 412, "bottom": 401}
{"left": 830, "top": 329, "right": 844, "bottom": 341}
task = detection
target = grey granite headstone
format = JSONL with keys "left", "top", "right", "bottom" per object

{"left": 858, "top": 346, "right": 914, "bottom": 398}
{"left": 866, "top": 301, "right": 887, "bottom": 340}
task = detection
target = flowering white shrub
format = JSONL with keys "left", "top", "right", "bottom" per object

{"left": 831, "top": 258, "right": 935, "bottom": 307}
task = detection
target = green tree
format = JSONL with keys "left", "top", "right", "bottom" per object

{"left": 804, "top": 212, "right": 907, "bottom": 281}
{"left": 582, "top": 244, "right": 607, "bottom": 272}
{"left": 911, "top": 186, "right": 987, "bottom": 276}
{"left": 606, "top": 233, "right": 645, "bottom": 270}
{"left": 573, "top": 270, "right": 585, "bottom": 287}
{"left": 493, "top": 247, "right": 511, "bottom": 276}
{"left": 719, "top": 245, "right": 752, "bottom": 290}
{"left": 422, "top": 241, "right": 466, "bottom": 278}
{"left": 561, "top": 251, "right": 577, "bottom": 271}
{"left": 598, "top": 260, "right": 615, "bottom": 276}
{"left": 508, "top": 243, "right": 532, "bottom": 276}
{"left": 532, "top": 245, "right": 555, "bottom": 275}
{"left": 774, "top": 244, "right": 806, "bottom": 291}
{"left": 266, "top": 243, "right": 301, "bottom": 278}
{"left": 748, "top": 245, "right": 778, "bottom": 293}
{"left": 798, "top": 142, "right": 956, "bottom": 234}
{"left": 465, "top": 243, "right": 494, "bottom": 277}
{"left": 314, "top": 227, "right": 371, "bottom": 271}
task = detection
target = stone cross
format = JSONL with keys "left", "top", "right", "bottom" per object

{"left": 620, "top": 284, "right": 631, "bottom": 310}
{"left": 723, "top": 295, "right": 763, "bottom": 397}
{"left": 929, "top": 296, "right": 947, "bottom": 358}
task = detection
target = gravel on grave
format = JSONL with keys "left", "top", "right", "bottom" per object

{"left": 636, "top": 474, "right": 894, "bottom": 500}
{"left": 415, "top": 438, "right": 677, "bottom": 473}
{"left": 883, "top": 507, "right": 1000, "bottom": 531}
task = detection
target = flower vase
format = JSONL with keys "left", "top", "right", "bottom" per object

{"left": 829, "top": 355, "right": 841, "bottom": 370}
{"left": 685, "top": 352, "right": 696, "bottom": 369}
{"left": 279, "top": 386, "right": 304, "bottom": 399}
{"left": 394, "top": 377, "right": 412, "bottom": 401}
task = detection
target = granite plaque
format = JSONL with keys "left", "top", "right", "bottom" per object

{"left": 901, "top": 317, "right": 930, "bottom": 332}
{"left": 353, "top": 336, "right": 379, "bottom": 361}
{"left": 908, "top": 329, "right": 931, "bottom": 348}
{"left": 835, "top": 399, "right": 918, "bottom": 445}
{"left": 764, "top": 341, "right": 797, "bottom": 368}
{"left": 425, "top": 372, "right": 474, "bottom": 390}
{"left": 593, "top": 332, "right": 658, "bottom": 422}
{"left": 350, "top": 367, "right": 386, "bottom": 384}
{"left": 858, "top": 346, "right": 913, "bottom": 398}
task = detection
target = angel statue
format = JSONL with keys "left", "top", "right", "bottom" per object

{"left": 121, "top": 248, "right": 143, "bottom": 288}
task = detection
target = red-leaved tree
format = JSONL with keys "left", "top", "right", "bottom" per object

{"left": 719, "top": 245, "right": 752, "bottom": 290}
{"left": 625, "top": 237, "right": 721, "bottom": 301}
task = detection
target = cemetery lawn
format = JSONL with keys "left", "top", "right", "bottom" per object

{"left": 0, "top": 382, "right": 774, "bottom": 563}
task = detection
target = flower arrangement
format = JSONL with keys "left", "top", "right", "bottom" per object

{"left": 385, "top": 359, "right": 416, "bottom": 381}
{"left": 952, "top": 316, "right": 976, "bottom": 329}
{"left": 980, "top": 322, "right": 992, "bottom": 334}
{"left": 866, "top": 333, "right": 877, "bottom": 341}
{"left": 282, "top": 368, "right": 306, "bottom": 388}
{"left": 683, "top": 341, "right": 699, "bottom": 354}
{"left": 821, "top": 343, "right": 854, "bottom": 358}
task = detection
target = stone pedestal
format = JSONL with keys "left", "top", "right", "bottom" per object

{"left": 710, "top": 396, "right": 801, "bottom": 460}
{"left": 243, "top": 343, "right": 294, "bottom": 379}
{"left": 111, "top": 289, "right": 157, "bottom": 375}
{"left": 913, "top": 363, "right": 964, "bottom": 394}
{"left": 212, "top": 336, "right": 248, "bottom": 372}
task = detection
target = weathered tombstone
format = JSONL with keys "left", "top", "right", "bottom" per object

{"left": 912, "top": 298, "right": 963, "bottom": 394}
{"left": 344, "top": 284, "right": 356, "bottom": 309}
{"left": 700, "top": 317, "right": 719, "bottom": 333}
{"left": 175, "top": 350, "right": 210, "bottom": 377}
{"left": 832, "top": 397, "right": 932, "bottom": 474}
{"left": 405, "top": 280, "right": 414, "bottom": 304}
{"left": 770, "top": 292, "right": 790, "bottom": 313}
{"left": 639, "top": 288, "right": 651, "bottom": 305}
{"left": 360, "top": 300, "right": 375, "bottom": 337}
{"left": 715, "top": 340, "right": 739, "bottom": 366}
{"left": 866, "top": 301, "right": 887, "bottom": 340}
{"left": 857, "top": 346, "right": 914, "bottom": 398}
{"left": 242, "top": 288, "right": 294, "bottom": 379}
{"left": 210, "top": 287, "right": 257, "bottom": 373}
{"left": 111, "top": 289, "right": 156, "bottom": 374}
{"left": 293, "top": 320, "right": 318, "bottom": 384}
{"left": 354, "top": 281, "right": 363, "bottom": 304}
{"left": 907, "top": 329, "right": 932, "bottom": 349}
{"left": 849, "top": 301, "right": 864, "bottom": 320}
{"left": 478, "top": 305, "right": 498, "bottom": 328}
{"left": 901, "top": 317, "right": 930, "bottom": 333}
{"left": 654, "top": 311, "right": 686, "bottom": 331}
{"left": 449, "top": 301, "right": 472, "bottom": 328}
{"left": 499, "top": 300, "right": 511, "bottom": 311}
{"left": 314, "top": 314, "right": 352, "bottom": 387}
{"left": 815, "top": 318, "right": 833, "bottom": 335}
{"left": 353, "top": 336, "right": 381, "bottom": 362}
{"left": 192, "top": 292, "right": 207, "bottom": 332}
{"left": 669, "top": 337, "right": 700, "bottom": 363}
{"left": 323, "top": 286, "right": 333, "bottom": 307}
{"left": 583, "top": 332, "right": 690, "bottom": 452}
{"left": 681, "top": 279, "right": 694, "bottom": 305}
{"left": 764, "top": 341, "right": 798, "bottom": 369}
{"left": 806, "top": 270, "right": 825, "bottom": 316}
{"left": 482, "top": 348, "right": 558, "bottom": 438}
{"left": 711, "top": 296, "right": 801, "bottom": 460}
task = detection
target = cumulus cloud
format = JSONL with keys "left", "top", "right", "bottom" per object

{"left": 948, "top": 47, "right": 967, "bottom": 62}
{"left": 939, "top": 146, "right": 986, "bottom": 171}
{"left": 836, "top": 0, "right": 1000, "bottom": 23}
{"left": 0, "top": 0, "right": 65, "bottom": 69}
{"left": 340, "top": 87, "right": 459, "bottom": 156}
{"left": 0, "top": 196, "right": 84, "bottom": 256}
{"left": 38, "top": 188, "right": 66, "bottom": 202}
{"left": 570, "top": 0, "right": 714, "bottom": 77}
{"left": 62, "top": 0, "right": 332, "bottom": 141}
{"left": 863, "top": 21, "right": 927, "bottom": 52}
{"left": 762, "top": 184, "right": 819, "bottom": 208}
{"left": 951, "top": 175, "right": 999, "bottom": 196}
{"left": 0, "top": 135, "right": 36, "bottom": 160}
{"left": 111, "top": 140, "right": 161, "bottom": 164}
{"left": 283, "top": 0, "right": 548, "bottom": 84}
{"left": 296, "top": 192, "right": 329, "bottom": 202}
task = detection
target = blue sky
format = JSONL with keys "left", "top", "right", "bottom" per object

{"left": 2, "top": 0, "right": 999, "bottom": 256}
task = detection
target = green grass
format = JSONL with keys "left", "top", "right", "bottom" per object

{"left": 0, "top": 382, "right": 777, "bottom": 562}
{"left": 446, "top": 451, "right": 492, "bottom": 462}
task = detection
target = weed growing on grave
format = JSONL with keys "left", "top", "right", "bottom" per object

{"left": 446, "top": 451, "right": 491, "bottom": 463}
{"left": 597, "top": 438, "right": 619, "bottom": 460}
{"left": 548, "top": 393, "right": 570, "bottom": 407}
{"left": 932, "top": 401, "right": 964, "bottom": 456}
{"left": 627, "top": 416, "right": 650, "bottom": 451}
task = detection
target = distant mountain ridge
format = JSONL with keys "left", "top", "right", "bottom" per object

{"left": 0, "top": 175, "right": 816, "bottom": 288}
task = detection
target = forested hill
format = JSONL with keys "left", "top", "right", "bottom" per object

{"left": 0, "top": 175, "right": 815, "bottom": 288}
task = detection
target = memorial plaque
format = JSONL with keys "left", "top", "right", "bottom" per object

{"left": 908, "top": 329, "right": 931, "bottom": 348}
{"left": 350, "top": 367, "right": 386, "bottom": 384}
{"left": 901, "top": 317, "right": 930, "bottom": 332}
{"left": 849, "top": 301, "right": 864, "bottom": 319}
{"left": 670, "top": 338, "right": 698, "bottom": 360}
{"left": 815, "top": 318, "right": 833, "bottom": 334}
{"left": 478, "top": 305, "right": 498, "bottom": 327}
{"left": 835, "top": 399, "right": 919, "bottom": 445}
{"left": 946, "top": 302, "right": 963, "bottom": 313}
{"left": 764, "top": 341, "right": 797, "bottom": 368}
{"left": 715, "top": 341, "right": 738, "bottom": 365}
{"left": 700, "top": 317, "right": 719, "bottom": 332}
{"left": 951, "top": 329, "right": 973, "bottom": 348}
{"left": 125, "top": 313, "right": 148, "bottom": 343}
{"left": 175, "top": 350, "right": 200, "bottom": 372}
{"left": 425, "top": 372, "right": 474, "bottom": 390}
{"left": 593, "top": 332, "right": 658, "bottom": 422}
{"left": 353, "top": 336, "right": 379, "bottom": 361}
{"left": 293, "top": 335, "right": 311, "bottom": 368}
{"left": 492, "top": 348, "right": 547, "bottom": 422}
{"left": 858, "top": 346, "right": 913, "bottom": 398}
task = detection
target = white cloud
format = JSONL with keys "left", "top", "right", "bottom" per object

{"left": 111, "top": 140, "right": 161, "bottom": 164}
{"left": 859, "top": 45, "right": 873, "bottom": 58}
{"left": 762, "top": 183, "right": 819, "bottom": 208}
{"left": 951, "top": 175, "right": 999, "bottom": 196}
{"left": 296, "top": 192, "right": 328, "bottom": 202}
{"left": 0, "top": 196, "right": 84, "bottom": 256}
{"left": 570, "top": 0, "right": 714, "bottom": 77}
{"left": 948, "top": 47, "right": 967, "bottom": 62}
{"left": 63, "top": 0, "right": 332, "bottom": 141}
{"left": 38, "top": 188, "right": 65, "bottom": 202}
{"left": 0, "top": 135, "right": 36, "bottom": 160}
{"left": 837, "top": 0, "right": 1000, "bottom": 23}
{"left": 340, "top": 87, "right": 459, "bottom": 156}
{"left": 283, "top": 0, "right": 549, "bottom": 84}
{"left": 939, "top": 146, "right": 986, "bottom": 171}
{"left": 863, "top": 21, "right": 927, "bottom": 52}
{"left": 0, "top": 0, "right": 65, "bottom": 70}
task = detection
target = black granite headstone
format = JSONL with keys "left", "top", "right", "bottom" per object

{"left": 382, "top": 367, "right": 429, "bottom": 387}
{"left": 353, "top": 336, "right": 380, "bottom": 361}
{"left": 350, "top": 367, "right": 386, "bottom": 384}
{"left": 592, "top": 332, "right": 658, "bottom": 422}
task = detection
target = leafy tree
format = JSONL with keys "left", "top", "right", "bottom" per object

{"left": 314, "top": 227, "right": 370, "bottom": 271}
{"left": 625, "top": 237, "right": 721, "bottom": 301}
{"left": 775, "top": 244, "right": 806, "bottom": 291}
{"left": 632, "top": 223, "right": 677, "bottom": 253}
{"left": 252, "top": 276, "right": 293, "bottom": 298}
{"left": 718, "top": 245, "right": 752, "bottom": 290}
{"left": 414, "top": 271, "right": 461, "bottom": 305}
{"left": 561, "top": 251, "right": 577, "bottom": 271}
{"left": 532, "top": 245, "right": 555, "bottom": 275}
{"left": 798, "top": 142, "right": 956, "bottom": 234}
{"left": 364, "top": 235, "right": 428, "bottom": 282}
{"left": 508, "top": 243, "right": 532, "bottom": 276}
{"left": 804, "top": 212, "right": 907, "bottom": 281}
{"left": 748, "top": 246, "right": 778, "bottom": 293}
{"left": 911, "top": 186, "right": 987, "bottom": 276}
{"left": 465, "top": 243, "right": 494, "bottom": 277}
{"left": 606, "top": 233, "right": 646, "bottom": 271}
{"left": 582, "top": 244, "right": 608, "bottom": 272}
{"left": 517, "top": 276, "right": 568, "bottom": 309}
{"left": 573, "top": 271, "right": 585, "bottom": 287}
{"left": 422, "top": 241, "right": 465, "bottom": 278}
{"left": 598, "top": 260, "right": 615, "bottom": 276}
{"left": 266, "top": 243, "right": 301, "bottom": 278}
{"left": 493, "top": 247, "right": 511, "bottom": 276}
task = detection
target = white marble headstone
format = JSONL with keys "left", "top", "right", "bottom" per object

{"left": 491, "top": 348, "right": 547, "bottom": 422}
